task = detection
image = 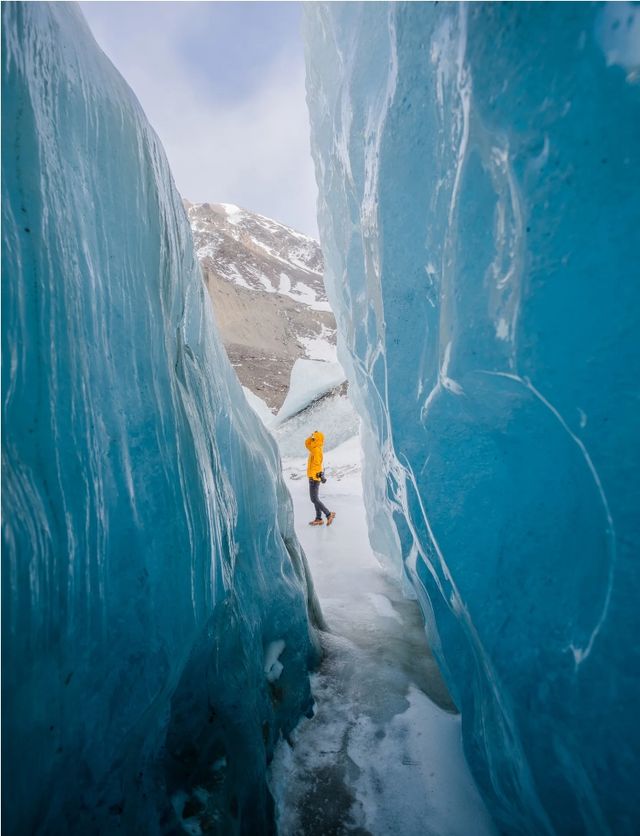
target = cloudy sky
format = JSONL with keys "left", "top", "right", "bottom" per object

{"left": 81, "top": 2, "right": 319, "bottom": 237}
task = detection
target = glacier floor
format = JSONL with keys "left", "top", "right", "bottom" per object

{"left": 268, "top": 436, "right": 496, "bottom": 836}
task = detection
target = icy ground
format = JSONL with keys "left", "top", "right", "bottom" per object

{"left": 268, "top": 435, "right": 496, "bottom": 836}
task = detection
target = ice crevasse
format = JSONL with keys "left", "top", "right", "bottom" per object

{"left": 2, "top": 4, "right": 322, "bottom": 833}
{"left": 304, "top": 3, "right": 640, "bottom": 834}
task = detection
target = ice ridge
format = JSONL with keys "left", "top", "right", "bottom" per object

{"left": 304, "top": 3, "right": 640, "bottom": 833}
{"left": 2, "top": 4, "right": 320, "bottom": 833}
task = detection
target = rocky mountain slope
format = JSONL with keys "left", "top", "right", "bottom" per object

{"left": 185, "top": 200, "right": 337, "bottom": 410}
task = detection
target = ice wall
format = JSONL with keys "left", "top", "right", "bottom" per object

{"left": 2, "top": 4, "right": 321, "bottom": 833}
{"left": 304, "top": 3, "right": 640, "bottom": 833}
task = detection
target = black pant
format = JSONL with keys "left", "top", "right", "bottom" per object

{"left": 309, "top": 479, "right": 330, "bottom": 519}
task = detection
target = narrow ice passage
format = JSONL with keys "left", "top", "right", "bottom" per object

{"left": 269, "top": 437, "right": 496, "bottom": 836}
{"left": 5, "top": 2, "right": 638, "bottom": 833}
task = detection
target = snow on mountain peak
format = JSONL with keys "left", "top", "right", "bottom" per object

{"left": 187, "top": 201, "right": 325, "bottom": 306}
{"left": 220, "top": 203, "right": 243, "bottom": 223}
{"left": 185, "top": 199, "right": 337, "bottom": 410}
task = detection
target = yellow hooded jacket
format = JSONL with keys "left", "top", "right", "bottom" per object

{"left": 305, "top": 431, "right": 324, "bottom": 481}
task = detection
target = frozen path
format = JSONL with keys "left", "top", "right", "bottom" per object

{"left": 269, "top": 437, "right": 496, "bottom": 836}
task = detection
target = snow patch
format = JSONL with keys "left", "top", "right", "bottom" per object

{"left": 279, "top": 273, "right": 292, "bottom": 294}
{"left": 298, "top": 334, "right": 338, "bottom": 363}
{"left": 221, "top": 203, "right": 243, "bottom": 224}
{"left": 264, "top": 640, "right": 286, "bottom": 683}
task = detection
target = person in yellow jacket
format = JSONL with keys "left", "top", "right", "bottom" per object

{"left": 305, "top": 430, "right": 336, "bottom": 526}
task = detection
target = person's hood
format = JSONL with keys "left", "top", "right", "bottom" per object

{"left": 305, "top": 431, "right": 324, "bottom": 451}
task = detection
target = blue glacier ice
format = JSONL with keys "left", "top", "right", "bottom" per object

{"left": 304, "top": 3, "right": 640, "bottom": 833}
{"left": 2, "top": 4, "right": 321, "bottom": 833}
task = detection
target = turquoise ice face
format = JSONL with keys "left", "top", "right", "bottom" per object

{"left": 304, "top": 3, "right": 640, "bottom": 833}
{"left": 2, "top": 4, "right": 320, "bottom": 833}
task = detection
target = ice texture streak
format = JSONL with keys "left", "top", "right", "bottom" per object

{"left": 2, "top": 4, "right": 320, "bottom": 833}
{"left": 304, "top": 3, "right": 640, "bottom": 833}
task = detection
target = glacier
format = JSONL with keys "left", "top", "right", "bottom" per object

{"left": 304, "top": 3, "right": 640, "bottom": 834}
{"left": 2, "top": 4, "right": 321, "bottom": 834}
{"left": 275, "top": 358, "right": 346, "bottom": 424}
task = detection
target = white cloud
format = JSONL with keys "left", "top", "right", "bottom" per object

{"left": 81, "top": 4, "right": 319, "bottom": 237}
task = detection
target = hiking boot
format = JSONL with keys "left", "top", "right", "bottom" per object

{"left": 326, "top": 512, "right": 336, "bottom": 526}
{"left": 309, "top": 518, "right": 324, "bottom": 526}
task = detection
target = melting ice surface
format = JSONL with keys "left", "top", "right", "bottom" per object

{"left": 305, "top": 3, "right": 640, "bottom": 834}
{"left": 2, "top": 4, "right": 320, "bottom": 833}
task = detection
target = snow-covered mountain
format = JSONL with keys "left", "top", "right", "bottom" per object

{"left": 185, "top": 200, "right": 337, "bottom": 409}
